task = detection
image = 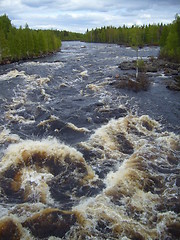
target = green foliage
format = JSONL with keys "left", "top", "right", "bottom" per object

{"left": 84, "top": 24, "right": 161, "bottom": 47}
{"left": 160, "top": 14, "right": 180, "bottom": 62}
{"left": 0, "top": 14, "right": 11, "bottom": 37}
{"left": 137, "top": 59, "right": 146, "bottom": 72}
{"left": 84, "top": 14, "right": 180, "bottom": 63}
{"left": 58, "top": 31, "right": 84, "bottom": 41}
{"left": 1, "top": 14, "right": 180, "bottom": 64}
{"left": 0, "top": 15, "right": 61, "bottom": 64}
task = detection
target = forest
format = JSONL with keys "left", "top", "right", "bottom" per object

{"left": 57, "top": 30, "right": 84, "bottom": 41}
{"left": 0, "top": 15, "right": 61, "bottom": 64}
{"left": 84, "top": 14, "right": 180, "bottom": 63}
{"left": 0, "top": 14, "right": 180, "bottom": 64}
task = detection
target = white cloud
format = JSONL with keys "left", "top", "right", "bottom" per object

{"left": 140, "top": 14, "right": 151, "bottom": 19}
{"left": 0, "top": 0, "right": 179, "bottom": 32}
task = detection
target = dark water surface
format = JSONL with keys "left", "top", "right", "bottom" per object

{"left": 0, "top": 42, "right": 179, "bottom": 239}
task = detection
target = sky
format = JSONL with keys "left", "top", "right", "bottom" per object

{"left": 0, "top": 0, "right": 180, "bottom": 33}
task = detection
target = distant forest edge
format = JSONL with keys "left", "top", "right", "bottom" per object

{"left": 0, "top": 15, "right": 62, "bottom": 64}
{"left": 84, "top": 14, "right": 180, "bottom": 63}
{"left": 0, "top": 14, "right": 180, "bottom": 64}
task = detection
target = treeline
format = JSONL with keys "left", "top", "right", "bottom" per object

{"left": 84, "top": 24, "right": 162, "bottom": 46}
{"left": 84, "top": 14, "right": 180, "bottom": 63}
{"left": 159, "top": 14, "right": 180, "bottom": 63}
{"left": 57, "top": 30, "right": 84, "bottom": 41}
{"left": 0, "top": 15, "right": 61, "bottom": 64}
{"left": 1, "top": 14, "right": 180, "bottom": 64}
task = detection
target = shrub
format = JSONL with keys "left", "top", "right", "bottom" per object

{"left": 137, "top": 59, "right": 146, "bottom": 72}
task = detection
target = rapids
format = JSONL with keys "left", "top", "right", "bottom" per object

{"left": 0, "top": 41, "right": 179, "bottom": 239}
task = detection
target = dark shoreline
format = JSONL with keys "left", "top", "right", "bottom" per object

{"left": 0, "top": 49, "right": 61, "bottom": 66}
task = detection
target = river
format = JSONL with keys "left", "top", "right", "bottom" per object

{"left": 0, "top": 41, "right": 179, "bottom": 239}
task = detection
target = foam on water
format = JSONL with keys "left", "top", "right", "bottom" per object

{"left": 66, "top": 123, "right": 90, "bottom": 133}
{"left": 0, "top": 42, "right": 179, "bottom": 239}
{"left": 80, "top": 70, "right": 88, "bottom": 77}
{"left": 0, "top": 114, "right": 178, "bottom": 239}
{"left": 21, "top": 61, "right": 64, "bottom": 68}
{"left": 1, "top": 70, "right": 52, "bottom": 127}
{"left": 0, "top": 128, "right": 20, "bottom": 144}
{"left": 37, "top": 115, "right": 59, "bottom": 127}
{"left": 0, "top": 128, "right": 179, "bottom": 237}
{"left": 0, "top": 138, "right": 96, "bottom": 203}
{"left": 80, "top": 115, "right": 160, "bottom": 163}
{"left": 74, "top": 115, "right": 180, "bottom": 239}
{"left": 0, "top": 70, "right": 25, "bottom": 81}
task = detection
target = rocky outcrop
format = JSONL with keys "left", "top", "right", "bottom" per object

{"left": 118, "top": 58, "right": 180, "bottom": 91}
{"left": 111, "top": 71, "right": 150, "bottom": 92}
{"left": 166, "top": 76, "right": 180, "bottom": 91}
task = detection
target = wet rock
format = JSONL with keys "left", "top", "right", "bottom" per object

{"left": 119, "top": 59, "right": 158, "bottom": 73}
{"left": 118, "top": 58, "right": 180, "bottom": 91}
{"left": 146, "top": 64, "right": 158, "bottom": 72}
{"left": 93, "top": 107, "right": 127, "bottom": 124}
{"left": 150, "top": 58, "right": 179, "bottom": 71}
{"left": 178, "top": 67, "right": 180, "bottom": 74}
{"left": 166, "top": 84, "right": 180, "bottom": 91}
{"left": 22, "top": 208, "right": 79, "bottom": 238}
{"left": 111, "top": 73, "right": 150, "bottom": 92}
{"left": 164, "top": 69, "right": 178, "bottom": 76}
{"left": 166, "top": 76, "right": 180, "bottom": 91}
{"left": 118, "top": 61, "right": 136, "bottom": 70}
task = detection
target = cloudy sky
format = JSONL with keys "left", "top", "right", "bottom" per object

{"left": 0, "top": 0, "right": 180, "bottom": 33}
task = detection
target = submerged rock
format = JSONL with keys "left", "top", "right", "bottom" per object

{"left": 118, "top": 61, "right": 136, "bottom": 70}
{"left": 93, "top": 107, "right": 127, "bottom": 124}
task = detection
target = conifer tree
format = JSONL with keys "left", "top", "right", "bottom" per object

{"left": 0, "top": 15, "right": 61, "bottom": 64}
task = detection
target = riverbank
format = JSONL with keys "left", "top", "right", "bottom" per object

{"left": 0, "top": 49, "right": 61, "bottom": 65}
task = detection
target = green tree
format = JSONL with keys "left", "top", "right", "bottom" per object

{"left": 0, "top": 14, "right": 11, "bottom": 37}
{"left": 130, "top": 26, "right": 144, "bottom": 79}
{"left": 0, "top": 28, "right": 8, "bottom": 61}
{"left": 160, "top": 14, "right": 180, "bottom": 62}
